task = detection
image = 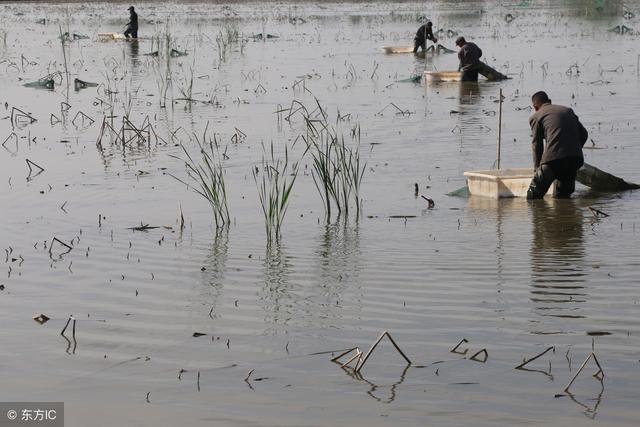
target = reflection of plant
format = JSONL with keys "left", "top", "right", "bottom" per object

{"left": 253, "top": 142, "right": 300, "bottom": 242}
{"left": 170, "top": 124, "right": 229, "bottom": 229}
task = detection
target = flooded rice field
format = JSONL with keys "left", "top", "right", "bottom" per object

{"left": 1, "top": 0, "right": 640, "bottom": 425}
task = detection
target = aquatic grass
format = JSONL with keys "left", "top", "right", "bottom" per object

{"left": 253, "top": 141, "right": 300, "bottom": 243}
{"left": 169, "top": 123, "right": 230, "bottom": 229}
{"left": 298, "top": 100, "right": 367, "bottom": 221}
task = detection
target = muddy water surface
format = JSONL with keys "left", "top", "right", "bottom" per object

{"left": 1, "top": 1, "right": 640, "bottom": 426}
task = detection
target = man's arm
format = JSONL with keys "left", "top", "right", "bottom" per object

{"left": 530, "top": 116, "right": 544, "bottom": 168}
{"left": 458, "top": 48, "right": 464, "bottom": 71}
{"left": 427, "top": 28, "right": 437, "bottom": 43}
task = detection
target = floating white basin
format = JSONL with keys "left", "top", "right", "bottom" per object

{"left": 464, "top": 168, "right": 553, "bottom": 198}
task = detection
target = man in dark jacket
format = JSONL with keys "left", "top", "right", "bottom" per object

{"left": 413, "top": 21, "right": 438, "bottom": 53}
{"left": 526, "top": 91, "right": 589, "bottom": 199}
{"left": 124, "top": 6, "right": 138, "bottom": 39}
{"left": 455, "top": 36, "right": 482, "bottom": 81}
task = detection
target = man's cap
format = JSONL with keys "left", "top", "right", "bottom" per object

{"left": 128, "top": 6, "right": 135, "bottom": 10}
{"left": 455, "top": 36, "right": 466, "bottom": 46}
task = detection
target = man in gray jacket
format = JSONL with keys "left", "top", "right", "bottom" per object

{"left": 527, "top": 91, "right": 588, "bottom": 199}
{"left": 455, "top": 37, "right": 482, "bottom": 81}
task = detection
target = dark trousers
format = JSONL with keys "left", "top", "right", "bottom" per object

{"left": 461, "top": 64, "right": 480, "bottom": 82}
{"left": 461, "top": 69, "right": 479, "bottom": 82}
{"left": 527, "top": 157, "right": 583, "bottom": 199}
{"left": 124, "top": 27, "right": 138, "bottom": 39}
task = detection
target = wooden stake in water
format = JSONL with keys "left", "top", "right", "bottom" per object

{"left": 497, "top": 88, "right": 503, "bottom": 170}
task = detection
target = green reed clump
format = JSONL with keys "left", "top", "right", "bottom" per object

{"left": 301, "top": 100, "right": 366, "bottom": 221}
{"left": 170, "top": 123, "right": 229, "bottom": 229}
{"left": 253, "top": 141, "right": 300, "bottom": 242}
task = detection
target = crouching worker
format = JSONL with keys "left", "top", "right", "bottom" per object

{"left": 413, "top": 21, "right": 438, "bottom": 53}
{"left": 527, "top": 91, "right": 588, "bottom": 199}
{"left": 455, "top": 37, "right": 483, "bottom": 81}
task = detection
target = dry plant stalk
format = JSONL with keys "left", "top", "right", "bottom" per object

{"left": 354, "top": 331, "right": 411, "bottom": 373}
{"left": 562, "top": 352, "right": 604, "bottom": 394}
{"left": 516, "top": 346, "right": 555, "bottom": 369}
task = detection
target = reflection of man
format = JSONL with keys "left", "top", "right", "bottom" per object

{"left": 455, "top": 37, "right": 482, "bottom": 81}
{"left": 527, "top": 91, "right": 588, "bottom": 199}
{"left": 530, "top": 198, "right": 586, "bottom": 312}
{"left": 413, "top": 21, "right": 438, "bottom": 53}
{"left": 124, "top": 6, "right": 138, "bottom": 39}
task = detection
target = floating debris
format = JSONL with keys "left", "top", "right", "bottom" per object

{"left": 23, "top": 79, "right": 54, "bottom": 90}
{"left": 33, "top": 314, "right": 50, "bottom": 324}
{"left": 515, "top": 346, "right": 555, "bottom": 369}
{"left": 451, "top": 338, "right": 469, "bottom": 355}
{"left": 74, "top": 78, "right": 98, "bottom": 91}
{"left": 331, "top": 331, "right": 411, "bottom": 374}
{"left": 170, "top": 48, "right": 188, "bottom": 58}
{"left": 588, "top": 207, "right": 610, "bottom": 218}
{"left": 59, "top": 32, "right": 89, "bottom": 42}
{"left": 127, "top": 223, "right": 161, "bottom": 231}
{"left": 469, "top": 348, "right": 488, "bottom": 363}
{"left": 607, "top": 25, "right": 633, "bottom": 34}
{"left": 60, "top": 315, "right": 76, "bottom": 338}
{"left": 559, "top": 352, "right": 604, "bottom": 395}
{"left": 252, "top": 33, "right": 279, "bottom": 40}
{"left": 421, "top": 195, "right": 435, "bottom": 209}
{"left": 396, "top": 75, "right": 422, "bottom": 83}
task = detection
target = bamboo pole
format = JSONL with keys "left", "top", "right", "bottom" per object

{"left": 497, "top": 88, "right": 503, "bottom": 170}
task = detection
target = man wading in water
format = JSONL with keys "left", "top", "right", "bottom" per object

{"left": 455, "top": 36, "right": 482, "bottom": 82}
{"left": 124, "top": 6, "right": 138, "bottom": 39}
{"left": 526, "top": 91, "right": 588, "bottom": 199}
{"left": 413, "top": 21, "right": 438, "bottom": 53}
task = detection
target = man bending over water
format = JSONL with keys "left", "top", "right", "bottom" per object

{"left": 413, "top": 21, "right": 438, "bottom": 53}
{"left": 527, "top": 91, "right": 588, "bottom": 199}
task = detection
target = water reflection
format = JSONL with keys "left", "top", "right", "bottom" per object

{"left": 566, "top": 384, "right": 604, "bottom": 420}
{"left": 259, "top": 242, "right": 294, "bottom": 325}
{"left": 341, "top": 364, "right": 410, "bottom": 404}
{"left": 455, "top": 82, "right": 491, "bottom": 149}
{"left": 458, "top": 81, "right": 482, "bottom": 106}
{"left": 314, "top": 220, "right": 363, "bottom": 312}
{"left": 197, "top": 229, "right": 229, "bottom": 313}
{"left": 530, "top": 199, "right": 587, "bottom": 319}
{"left": 127, "top": 40, "right": 141, "bottom": 70}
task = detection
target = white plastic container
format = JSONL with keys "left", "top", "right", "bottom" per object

{"left": 423, "top": 70, "right": 462, "bottom": 83}
{"left": 97, "top": 32, "right": 127, "bottom": 42}
{"left": 464, "top": 168, "right": 553, "bottom": 198}
{"left": 380, "top": 46, "right": 414, "bottom": 54}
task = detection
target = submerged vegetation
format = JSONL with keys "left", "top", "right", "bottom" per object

{"left": 170, "top": 123, "right": 230, "bottom": 229}
{"left": 278, "top": 99, "right": 367, "bottom": 222}
{"left": 253, "top": 141, "right": 300, "bottom": 242}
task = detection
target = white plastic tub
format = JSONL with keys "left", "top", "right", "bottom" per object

{"left": 97, "top": 32, "right": 127, "bottom": 42}
{"left": 381, "top": 46, "right": 414, "bottom": 54}
{"left": 464, "top": 168, "right": 553, "bottom": 198}
{"left": 423, "top": 70, "right": 462, "bottom": 83}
